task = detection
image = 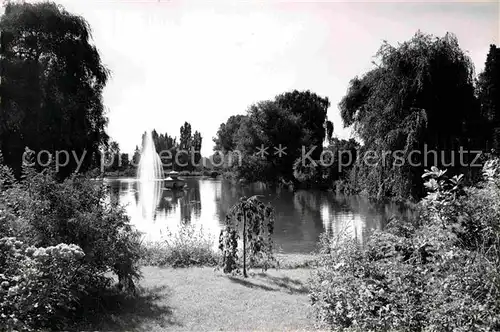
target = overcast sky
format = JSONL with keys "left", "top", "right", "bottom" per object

{"left": 41, "top": 0, "right": 500, "bottom": 156}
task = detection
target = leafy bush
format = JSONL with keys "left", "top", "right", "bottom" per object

{"left": 140, "top": 225, "right": 219, "bottom": 267}
{"left": 0, "top": 149, "right": 143, "bottom": 330}
{"left": 0, "top": 238, "right": 92, "bottom": 330}
{"left": 309, "top": 164, "right": 500, "bottom": 331}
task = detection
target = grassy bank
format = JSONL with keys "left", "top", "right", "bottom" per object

{"left": 79, "top": 266, "right": 316, "bottom": 331}
{"left": 138, "top": 225, "right": 319, "bottom": 270}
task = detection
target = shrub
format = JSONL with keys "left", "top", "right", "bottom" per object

{"left": 309, "top": 164, "right": 500, "bottom": 331}
{"left": 0, "top": 149, "right": 143, "bottom": 330}
{"left": 140, "top": 225, "right": 219, "bottom": 267}
{"left": 0, "top": 238, "right": 95, "bottom": 330}
{"left": 5, "top": 168, "right": 142, "bottom": 290}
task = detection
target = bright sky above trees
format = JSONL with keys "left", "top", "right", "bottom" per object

{"left": 22, "top": 0, "right": 499, "bottom": 156}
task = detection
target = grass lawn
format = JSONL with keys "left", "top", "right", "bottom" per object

{"left": 84, "top": 266, "right": 318, "bottom": 331}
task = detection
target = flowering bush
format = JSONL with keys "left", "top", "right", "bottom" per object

{"left": 309, "top": 163, "right": 500, "bottom": 331}
{"left": 0, "top": 238, "right": 89, "bottom": 330}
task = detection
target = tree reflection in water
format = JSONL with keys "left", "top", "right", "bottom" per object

{"left": 108, "top": 178, "right": 413, "bottom": 253}
{"left": 156, "top": 180, "right": 202, "bottom": 225}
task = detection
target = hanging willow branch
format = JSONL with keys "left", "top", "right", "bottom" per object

{"left": 218, "top": 195, "right": 275, "bottom": 277}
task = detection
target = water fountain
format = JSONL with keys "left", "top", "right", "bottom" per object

{"left": 137, "top": 130, "right": 164, "bottom": 221}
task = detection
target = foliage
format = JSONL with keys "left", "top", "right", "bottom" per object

{"left": 0, "top": 151, "right": 143, "bottom": 330}
{"left": 192, "top": 131, "right": 203, "bottom": 169}
{"left": 140, "top": 226, "right": 219, "bottom": 268}
{"left": 0, "top": 151, "right": 16, "bottom": 191}
{"left": 293, "top": 157, "right": 321, "bottom": 187}
{"left": 309, "top": 162, "right": 500, "bottom": 331}
{"left": 275, "top": 90, "right": 331, "bottom": 161}
{"left": 322, "top": 138, "right": 359, "bottom": 185}
{"left": 477, "top": 44, "right": 500, "bottom": 153}
{"left": 213, "top": 90, "right": 333, "bottom": 185}
{"left": 219, "top": 196, "right": 276, "bottom": 277}
{"left": 213, "top": 115, "right": 248, "bottom": 153}
{"left": 0, "top": 239, "right": 90, "bottom": 331}
{"left": 137, "top": 126, "right": 203, "bottom": 172}
{"left": 101, "top": 140, "right": 122, "bottom": 172}
{"left": 0, "top": 1, "right": 109, "bottom": 178}
{"left": 339, "top": 32, "right": 483, "bottom": 200}
{"left": 132, "top": 145, "right": 141, "bottom": 166}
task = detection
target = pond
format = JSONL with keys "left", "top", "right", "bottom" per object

{"left": 106, "top": 177, "right": 413, "bottom": 254}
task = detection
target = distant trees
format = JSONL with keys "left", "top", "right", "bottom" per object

{"left": 178, "top": 122, "right": 192, "bottom": 170}
{"left": 322, "top": 138, "right": 360, "bottom": 184}
{"left": 120, "top": 153, "right": 130, "bottom": 169}
{"left": 132, "top": 146, "right": 141, "bottom": 166}
{"left": 192, "top": 131, "right": 203, "bottom": 170}
{"left": 103, "top": 141, "right": 121, "bottom": 171}
{"left": 213, "top": 90, "right": 333, "bottom": 184}
{"left": 136, "top": 123, "right": 204, "bottom": 172}
{"left": 0, "top": 2, "right": 109, "bottom": 178}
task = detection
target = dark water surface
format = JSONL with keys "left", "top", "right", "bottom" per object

{"left": 106, "top": 177, "right": 413, "bottom": 254}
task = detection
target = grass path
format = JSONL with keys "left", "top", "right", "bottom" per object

{"left": 90, "top": 266, "right": 318, "bottom": 331}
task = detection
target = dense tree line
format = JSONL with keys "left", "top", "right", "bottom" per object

{"left": 98, "top": 122, "right": 203, "bottom": 174}
{"left": 135, "top": 123, "right": 204, "bottom": 172}
{"left": 213, "top": 32, "right": 500, "bottom": 200}
{"left": 0, "top": 2, "right": 109, "bottom": 178}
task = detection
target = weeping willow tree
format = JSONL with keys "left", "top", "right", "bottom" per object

{"left": 219, "top": 196, "right": 275, "bottom": 278}
{"left": 0, "top": 1, "right": 109, "bottom": 178}
{"left": 339, "top": 31, "right": 482, "bottom": 200}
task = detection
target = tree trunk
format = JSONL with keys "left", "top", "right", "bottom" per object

{"left": 243, "top": 208, "right": 248, "bottom": 278}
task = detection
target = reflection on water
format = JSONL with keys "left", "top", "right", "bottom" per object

{"left": 137, "top": 179, "right": 163, "bottom": 221}
{"left": 106, "top": 178, "right": 413, "bottom": 254}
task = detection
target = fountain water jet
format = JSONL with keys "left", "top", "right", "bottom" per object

{"left": 137, "top": 131, "right": 164, "bottom": 221}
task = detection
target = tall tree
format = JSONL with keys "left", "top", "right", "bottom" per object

{"left": 192, "top": 131, "right": 203, "bottom": 169}
{"left": 339, "top": 31, "right": 481, "bottom": 199}
{"left": 275, "top": 90, "right": 331, "bottom": 160}
{"left": 178, "top": 122, "right": 192, "bottom": 170}
{"left": 0, "top": 2, "right": 109, "bottom": 178}
{"left": 179, "top": 122, "right": 192, "bottom": 151}
{"left": 235, "top": 100, "right": 303, "bottom": 182}
{"left": 477, "top": 44, "right": 500, "bottom": 153}
{"left": 132, "top": 145, "right": 141, "bottom": 166}
{"left": 120, "top": 153, "right": 130, "bottom": 169}
{"left": 152, "top": 129, "right": 160, "bottom": 154}
{"left": 107, "top": 140, "right": 120, "bottom": 171}
{"left": 213, "top": 90, "right": 332, "bottom": 184}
